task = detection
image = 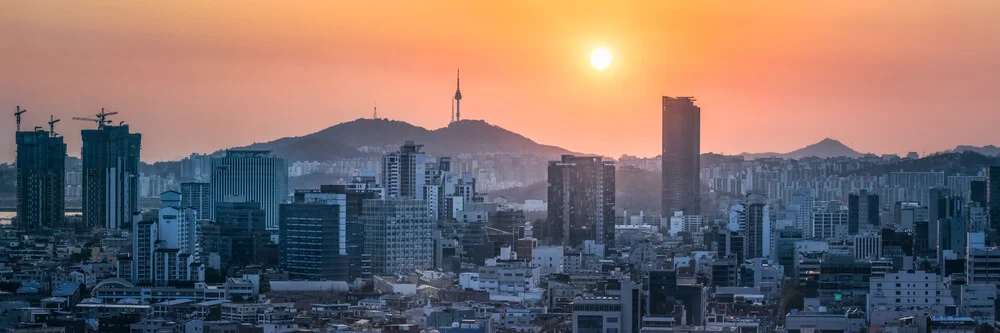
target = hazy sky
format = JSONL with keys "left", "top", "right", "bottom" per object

{"left": 2, "top": 1, "right": 999, "bottom": 162}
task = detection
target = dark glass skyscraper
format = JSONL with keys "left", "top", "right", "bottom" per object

{"left": 81, "top": 125, "right": 141, "bottom": 229}
{"left": 662, "top": 96, "right": 700, "bottom": 216}
{"left": 15, "top": 129, "right": 66, "bottom": 231}
{"left": 546, "top": 155, "right": 616, "bottom": 248}
{"left": 990, "top": 166, "right": 1000, "bottom": 232}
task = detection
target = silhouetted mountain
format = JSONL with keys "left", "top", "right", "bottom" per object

{"left": 234, "top": 118, "right": 573, "bottom": 161}
{"left": 742, "top": 138, "right": 864, "bottom": 160}
{"left": 952, "top": 145, "right": 1000, "bottom": 156}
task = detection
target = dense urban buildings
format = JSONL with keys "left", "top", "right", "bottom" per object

{"left": 81, "top": 124, "right": 141, "bottom": 229}
{"left": 210, "top": 150, "right": 288, "bottom": 231}
{"left": 15, "top": 128, "right": 66, "bottom": 230}
{"left": 661, "top": 96, "right": 701, "bottom": 216}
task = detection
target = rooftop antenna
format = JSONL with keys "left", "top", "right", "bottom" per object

{"left": 454, "top": 69, "right": 462, "bottom": 122}
{"left": 451, "top": 98, "right": 455, "bottom": 124}
{"left": 48, "top": 115, "right": 60, "bottom": 137}
{"left": 14, "top": 106, "right": 27, "bottom": 131}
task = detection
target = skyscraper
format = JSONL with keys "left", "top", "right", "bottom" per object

{"left": 82, "top": 125, "right": 141, "bottom": 229}
{"left": 546, "top": 155, "right": 616, "bottom": 248}
{"left": 210, "top": 150, "right": 288, "bottom": 231}
{"left": 180, "top": 182, "right": 211, "bottom": 220}
{"left": 381, "top": 141, "right": 427, "bottom": 200}
{"left": 15, "top": 129, "right": 66, "bottom": 231}
{"left": 662, "top": 96, "right": 700, "bottom": 216}
{"left": 362, "top": 198, "right": 434, "bottom": 275}
{"left": 990, "top": 166, "right": 1000, "bottom": 233}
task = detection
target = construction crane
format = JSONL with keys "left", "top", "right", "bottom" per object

{"left": 14, "top": 106, "right": 27, "bottom": 131}
{"left": 48, "top": 115, "right": 60, "bottom": 137}
{"left": 72, "top": 108, "right": 118, "bottom": 130}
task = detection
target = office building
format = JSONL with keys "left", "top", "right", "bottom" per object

{"left": 648, "top": 270, "right": 678, "bottom": 316}
{"left": 362, "top": 198, "right": 434, "bottom": 275}
{"left": 848, "top": 190, "right": 879, "bottom": 234}
{"left": 81, "top": 125, "right": 141, "bottom": 229}
{"left": 812, "top": 201, "right": 849, "bottom": 241}
{"left": 817, "top": 254, "right": 871, "bottom": 309}
{"left": 180, "top": 182, "right": 211, "bottom": 220}
{"left": 546, "top": 155, "right": 616, "bottom": 248}
{"left": 15, "top": 129, "right": 66, "bottom": 231}
{"left": 853, "top": 233, "right": 882, "bottom": 260}
{"left": 381, "top": 141, "right": 426, "bottom": 200}
{"left": 279, "top": 189, "right": 357, "bottom": 281}
{"left": 990, "top": 166, "right": 1000, "bottom": 232}
{"left": 661, "top": 96, "right": 701, "bottom": 216}
{"left": 201, "top": 201, "right": 270, "bottom": 270}
{"left": 210, "top": 150, "right": 288, "bottom": 230}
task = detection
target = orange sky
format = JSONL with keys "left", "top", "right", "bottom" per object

{"left": 2, "top": 1, "right": 1000, "bottom": 162}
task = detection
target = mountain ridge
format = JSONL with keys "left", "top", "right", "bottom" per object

{"left": 740, "top": 138, "right": 864, "bottom": 160}
{"left": 229, "top": 118, "right": 575, "bottom": 161}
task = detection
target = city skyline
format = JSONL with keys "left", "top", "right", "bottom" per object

{"left": 3, "top": 1, "right": 1000, "bottom": 162}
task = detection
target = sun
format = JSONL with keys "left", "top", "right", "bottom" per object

{"left": 590, "top": 48, "right": 612, "bottom": 70}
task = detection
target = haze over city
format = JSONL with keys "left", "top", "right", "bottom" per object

{"left": 3, "top": 1, "right": 1000, "bottom": 162}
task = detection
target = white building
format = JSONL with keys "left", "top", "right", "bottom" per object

{"left": 530, "top": 246, "right": 564, "bottom": 275}
{"left": 868, "top": 270, "right": 955, "bottom": 325}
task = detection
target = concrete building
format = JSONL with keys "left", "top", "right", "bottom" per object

{"left": 662, "top": 96, "right": 701, "bottom": 216}
{"left": 81, "top": 124, "right": 141, "bottom": 229}
{"left": 812, "top": 202, "right": 849, "bottom": 241}
{"left": 868, "top": 270, "right": 956, "bottom": 325}
{"left": 210, "top": 150, "right": 288, "bottom": 230}
{"left": 15, "top": 129, "right": 66, "bottom": 231}
{"left": 546, "top": 155, "right": 616, "bottom": 248}
{"left": 362, "top": 198, "right": 434, "bottom": 275}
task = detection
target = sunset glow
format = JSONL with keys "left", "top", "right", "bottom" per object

{"left": 2, "top": 1, "right": 1000, "bottom": 161}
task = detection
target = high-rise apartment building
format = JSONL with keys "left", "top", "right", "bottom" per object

{"left": 15, "top": 129, "right": 66, "bottom": 231}
{"left": 131, "top": 191, "right": 203, "bottom": 285}
{"left": 180, "top": 182, "right": 211, "bottom": 220}
{"left": 381, "top": 141, "right": 426, "bottom": 200}
{"left": 210, "top": 150, "right": 288, "bottom": 230}
{"left": 82, "top": 125, "right": 141, "bottom": 229}
{"left": 546, "top": 155, "right": 616, "bottom": 248}
{"left": 362, "top": 198, "right": 434, "bottom": 275}
{"left": 662, "top": 96, "right": 700, "bottom": 216}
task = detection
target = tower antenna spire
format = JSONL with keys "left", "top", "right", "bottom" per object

{"left": 454, "top": 69, "right": 462, "bottom": 122}
{"left": 14, "top": 106, "right": 27, "bottom": 132}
